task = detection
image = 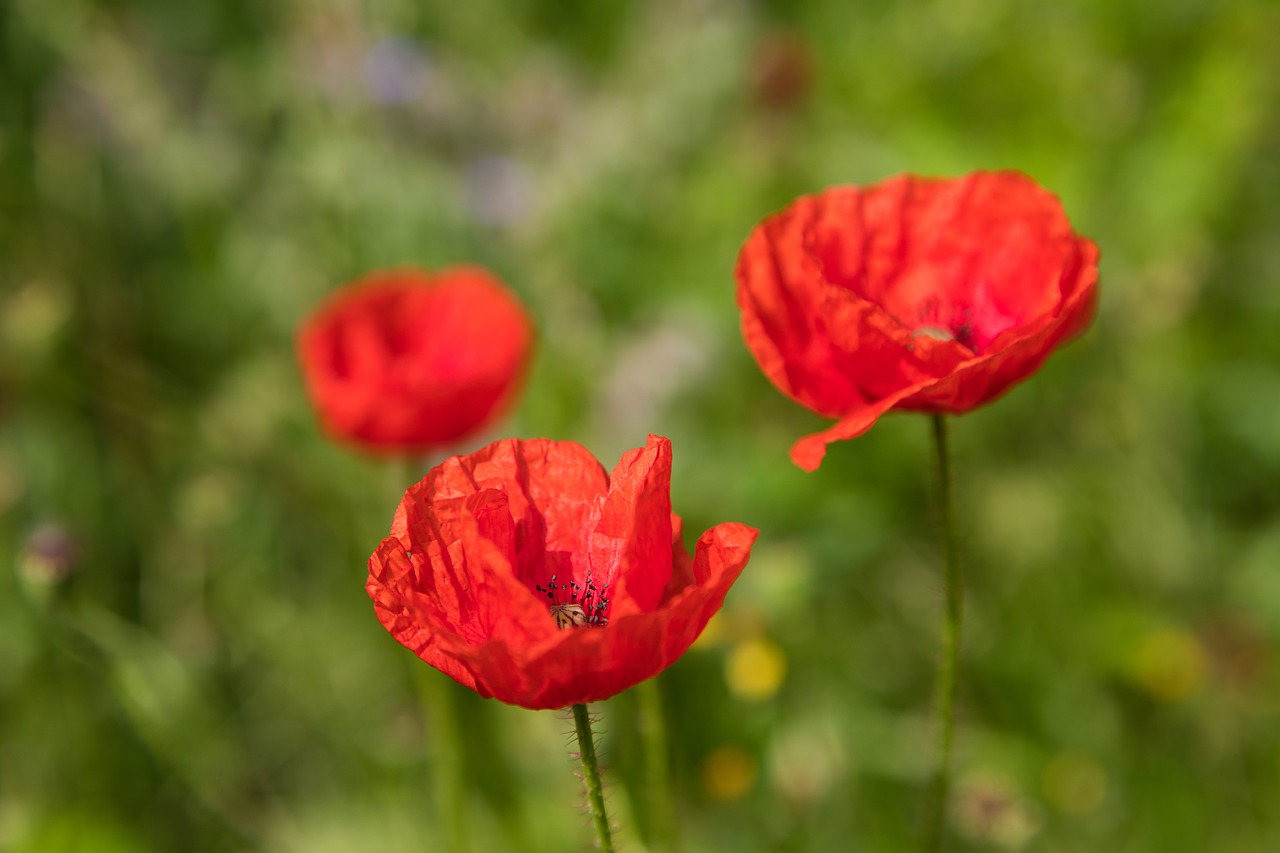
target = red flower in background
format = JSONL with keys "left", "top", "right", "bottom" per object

{"left": 297, "top": 266, "right": 533, "bottom": 455}
{"left": 736, "top": 170, "right": 1099, "bottom": 471}
{"left": 366, "top": 435, "right": 757, "bottom": 710}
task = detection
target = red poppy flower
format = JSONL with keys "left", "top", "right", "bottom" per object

{"left": 366, "top": 435, "right": 758, "bottom": 710}
{"left": 736, "top": 170, "right": 1099, "bottom": 471}
{"left": 297, "top": 266, "right": 534, "bottom": 455}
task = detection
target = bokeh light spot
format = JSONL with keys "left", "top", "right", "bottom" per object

{"left": 1043, "top": 751, "right": 1107, "bottom": 815}
{"left": 1130, "top": 628, "right": 1208, "bottom": 702}
{"left": 701, "top": 746, "right": 757, "bottom": 802}
{"left": 725, "top": 637, "right": 786, "bottom": 700}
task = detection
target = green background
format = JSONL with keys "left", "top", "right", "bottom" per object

{"left": 3, "top": 0, "right": 1279, "bottom": 850}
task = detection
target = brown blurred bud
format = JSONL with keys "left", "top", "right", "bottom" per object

{"left": 1201, "top": 610, "right": 1270, "bottom": 692}
{"left": 749, "top": 33, "right": 814, "bottom": 111}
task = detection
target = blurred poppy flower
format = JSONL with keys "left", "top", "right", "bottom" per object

{"left": 736, "top": 170, "right": 1099, "bottom": 470}
{"left": 297, "top": 266, "right": 533, "bottom": 455}
{"left": 366, "top": 435, "right": 757, "bottom": 710}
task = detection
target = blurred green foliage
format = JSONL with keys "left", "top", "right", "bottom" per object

{"left": 3, "top": 0, "right": 1280, "bottom": 850}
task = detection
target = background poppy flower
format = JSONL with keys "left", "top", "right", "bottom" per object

{"left": 366, "top": 435, "right": 757, "bottom": 710}
{"left": 297, "top": 265, "right": 534, "bottom": 455}
{"left": 736, "top": 170, "right": 1099, "bottom": 471}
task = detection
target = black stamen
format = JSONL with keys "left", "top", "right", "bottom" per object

{"left": 536, "top": 568, "right": 612, "bottom": 628}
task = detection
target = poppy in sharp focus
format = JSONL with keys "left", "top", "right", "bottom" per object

{"left": 297, "top": 266, "right": 533, "bottom": 455}
{"left": 736, "top": 170, "right": 1099, "bottom": 471}
{"left": 366, "top": 435, "right": 757, "bottom": 710}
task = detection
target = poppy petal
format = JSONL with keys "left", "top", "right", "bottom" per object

{"left": 593, "top": 435, "right": 674, "bottom": 615}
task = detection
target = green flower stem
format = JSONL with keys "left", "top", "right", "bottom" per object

{"left": 636, "top": 678, "right": 674, "bottom": 852}
{"left": 413, "top": 663, "right": 469, "bottom": 853}
{"left": 923, "top": 414, "right": 962, "bottom": 852}
{"left": 572, "top": 703, "right": 616, "bottom": 853}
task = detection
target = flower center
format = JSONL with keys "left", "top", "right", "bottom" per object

{"left": 536, "top": 571, "right": 611, "bottom": 630}
{"left": 914, "top": 323, "right": 974, "bottom": 349}
{"left": 912, "top": 297, "right": 980, "bottom": 353}
{"left": 908, "top": 286, "right": 1020, "bottom": 356}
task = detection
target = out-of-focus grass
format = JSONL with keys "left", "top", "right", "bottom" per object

{"left": 3, "top": 0, "right": 1279, "bottom": 850}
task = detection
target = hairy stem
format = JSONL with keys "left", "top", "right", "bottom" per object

{"left": 572, "top": 703, "right": 615, "bottom": 852}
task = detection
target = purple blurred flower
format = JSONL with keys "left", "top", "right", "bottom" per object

{"left": 362, "top": 37, "right": 433, "bottom": 104}
{"left": 18, "top": 523, "right": 80, "bottom": 585}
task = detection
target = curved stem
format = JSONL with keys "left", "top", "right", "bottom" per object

{"left": 923, "top": 414, "right": 962, "bottom": 852}
{"left": 572, "top": 703, "right": 615, "bottom": 852}
{"left": 636, "top": 679, "right": 674, "bottom": 852}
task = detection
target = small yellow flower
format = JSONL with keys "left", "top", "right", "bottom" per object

{"left": 725, "top": 637, "right": 786, "bottom": 701}
{"left": 701, "top": 746, "right": 757, "bottom": 801}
